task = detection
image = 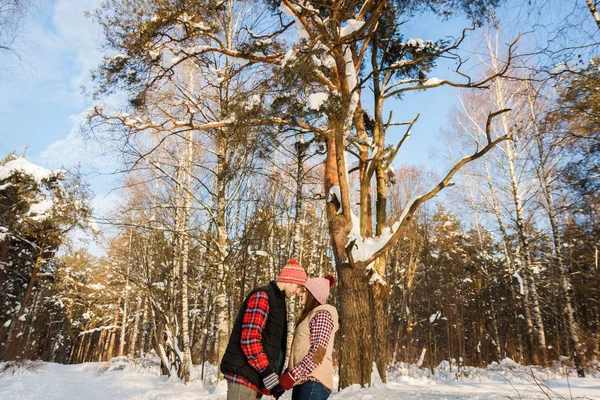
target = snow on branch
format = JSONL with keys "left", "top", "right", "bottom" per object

{"left": 79, "top": 325, "right": 119, "bottom": 336}
{"left": 383, "top": 34, "right": 520, "bottom": 99}
{"left": 346, "top": 109, "right": 513, "bottom": 269}
{"left": 0, "top": 157, "right": 64, "bottom": 184}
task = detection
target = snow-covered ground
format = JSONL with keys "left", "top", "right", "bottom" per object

{"left": 0, "top": 357, "right": 599, "bottom": 399}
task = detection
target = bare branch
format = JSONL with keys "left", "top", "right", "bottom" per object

{"left": 349, "top": 109, "right": 512, "bottom": 268}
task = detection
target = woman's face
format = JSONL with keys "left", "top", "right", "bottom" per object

{"left": 298, "top": 286, "right": 307, "bottom": 306}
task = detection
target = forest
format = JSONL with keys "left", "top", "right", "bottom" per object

{"left": 1, "top": 0, "right": 599, "bottom": 393}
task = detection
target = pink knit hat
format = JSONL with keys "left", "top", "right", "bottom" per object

{"left": 304, "top": 274, "right": 336, "bottom": 304}
{"left": 277, "top": 258, "right": 308, "bottom": 285}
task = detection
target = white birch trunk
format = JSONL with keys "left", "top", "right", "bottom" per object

{"left": 586, "top": 0, "right": 600, "bottom": 29}
{"left": 215, "top": 135, "right": 230, "bottom": 380}
{"left": 486, "top": 43, "right": 547, "bottom": 362}
{"left": 179, "top": 123, "right": 194, "bottom": 382}
{"left": 505, "top": 123, "right": 547, "bottom": 365}
{"left": 286, "top": 137, "right": 307, "bottom": 361}
{"left": 525, "top": 83, "right": 583, "bottom": 374}
{"left": 118, "top": 228, "right": 133, "bottom": 357}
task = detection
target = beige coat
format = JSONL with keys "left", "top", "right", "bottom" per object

{"left": 287, "top": 304, "right": 339, "bottom": 392}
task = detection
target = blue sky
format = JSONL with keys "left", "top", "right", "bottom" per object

{"left": 1, "top": 0, "right": 596, "bottom": 253}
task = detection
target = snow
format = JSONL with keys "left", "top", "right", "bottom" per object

{"left": 551, "top": 61, "right": 568, "bottom": 74}
{"left": 340, "top": 20, "right": 365, "bottom": 37}
{"left": 307, "top": 92, "right": 329, "bottom": 110}
{"left": 245, "top": 94, "right": 261, "bottom": 110}
{"left": 424, "top": 77, "right": 442, "bottom": 86}
{"left": 27, "top": 199, "right": 54, "bottom": 221}
{"left": 0, "top": 157, "right": 62, "bottom": 184}
{"left": 513, "top": 270, "right": 524, "bottom": 295}
{"left": 279, "top": 2, "right": 309, "bottom": 39}
{"left": 192, "top": 21, "right": 209, "bottom": 31}
{"left": 327, "top": 185, "right": 342, "bottom": 214}
{"left": 3, "top": 320, "right": 10, "bottom": 328}
{"left": 343, "top": 45, "right": 359, "bottom": 135}
{"left": 343, "top": 45, "right": 357, "bottom": 92}
{"left": 87, "top": 283, "right": 106, "bottom": 291}
{"left": 182, "top": 45, "right": 209, "bottom": 55}
{"left": 0, "top": 226, "right": 8, "bottom": 241}
{"left": 86, "top": 217, "right": 100, "bottom": 235}
{"left": 407, "top": 38, "right": 425, "bottom": 48}
{"left": 0, "top": 358, "right": 598, "bottom": 399}
{"left": 405, "top": 38, "right": 437, "bottom": 52}
{"left": 281, "top": 48, "right": 297, "bottom": 68}
{"left": 226, "top": 55, "right": 248, "bottom": 65}
{"left": 347, "top": 196, "right": 420, "bottom": 264}
{"left": 161, "top": 54, "right": 184, "bottom": 69}
{"left": 368, "top": 270, "right": 387, "bottom": 286}
{"left": 314, "top": 42, "right": 336, "bottom": 68}
{"left": 429, "top": 311, "right": 441, "bottom": 323}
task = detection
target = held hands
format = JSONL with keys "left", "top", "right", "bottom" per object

{"left": 270, "top": 371, "right": 296, "bottom": 399}
{"left": 258, "top": 367, "right": 285, "bottom": 398}
{"left": 278, "top": 372, "right": 296, "bottom": 391}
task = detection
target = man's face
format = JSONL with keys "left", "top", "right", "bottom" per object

{"left": 284, "top": 283, "right": 302, "bottom": 299}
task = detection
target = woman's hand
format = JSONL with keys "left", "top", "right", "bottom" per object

{"left": 278, "top": 372, "right": 296, "bottom": 390}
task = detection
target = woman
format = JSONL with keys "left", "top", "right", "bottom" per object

{"left": 277, "top": 275, "right": 338, "bottom": 400}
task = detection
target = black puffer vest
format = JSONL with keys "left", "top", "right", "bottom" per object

{"left": 220, "top": 281, "right": 288, "bottom": 388}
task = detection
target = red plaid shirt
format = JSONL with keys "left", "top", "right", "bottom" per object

{"left": 224, "top": 291, "right": 272, "bottom": 395}
{"left": 289, "top": 310, "right": 335, "bottom": 383}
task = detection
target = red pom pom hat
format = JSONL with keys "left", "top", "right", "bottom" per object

{"left": 304, "top": 274, "right": 336, "bottom": 305}
{"left": 277, "top": 258, "right": 308, "bottom": 285}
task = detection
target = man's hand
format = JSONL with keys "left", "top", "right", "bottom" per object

{"left": 259, "top": 366, "right": 284, "bottom": 396}
{"left": 278, "top": 372, "right": 295, "bottom": 391}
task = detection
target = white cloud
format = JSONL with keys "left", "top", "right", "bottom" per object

{"left": 52, "top": 0, "right": 104, "bottom": 89}
{"left": 37, "top": 0, "right": 121, "bottom": 171}
{"left": 38, "top": 110, "right": 117, "bottom": 171}
{"left": 38, "top": 114, "right": 88, "bottom": 168}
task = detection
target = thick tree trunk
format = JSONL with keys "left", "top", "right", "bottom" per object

{"left": 369, "top": 254, "right": 389, "bottom": 383}
{"left": 505, "top": 140, "right": 546, "bottom": 363}
{"left": 338, "top": 266, "right": 373, "bottom": 388}
{"left": 324, "top": 124, "right": 372, "bottom": 387}
{"left": 139, "top": 297, "right": 149, "bottom": 357}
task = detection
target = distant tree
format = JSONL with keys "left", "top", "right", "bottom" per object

{"left": 0, "top": 155, "right": 92, "bottom": 360}
{"left": 0, "top": 0, "right": 34, "bottom": 74}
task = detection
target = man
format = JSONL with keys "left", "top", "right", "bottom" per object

{"left": 220, "top": 258, "right": 307, "bottom": 399}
